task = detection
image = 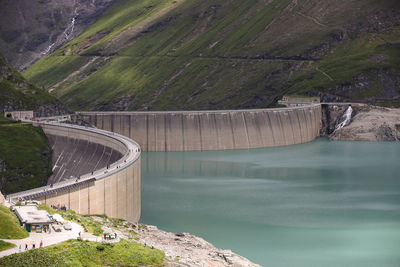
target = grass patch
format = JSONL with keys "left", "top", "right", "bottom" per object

{"left": 0, "top": 239, "right": 164, "bottom": 267}
{"left": 0, "top": 240, "right": 15, "bottom": 252}
{"left": 0, "top": 205, "right": 29, "bottom": 239}
{"left": 283, "top": 27, "right": 400, "bottom": 102}
{"left": 0, "top": 123, "right": 52, "bottom": 195}
{"left": 0, "top": 52, "right": 57, "bottom": 111}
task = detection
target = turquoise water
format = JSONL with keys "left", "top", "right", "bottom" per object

{"left": 141, "top": 138, "right": 400, "bottom": 267}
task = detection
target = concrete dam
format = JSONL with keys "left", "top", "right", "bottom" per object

{"left": 47, "top": 132, "right": 123, "bottom": 184}
{"left": 7, "top": 123, "right": 141, "bottom": 223}
{"left": 78, "top": 104, "right": 322, "bottom": 151}
{"left": 7, "top": 104, "right": 322, "bottom": 224}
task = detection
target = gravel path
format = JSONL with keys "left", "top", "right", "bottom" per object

{"left": 0, "top": 221, "right": 97, "bottom": 258}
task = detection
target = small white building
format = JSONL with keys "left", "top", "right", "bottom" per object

{"left": 12, "top": 205, "right": 54, "bottom": 233}
{"left": 278, "top": 96, "right": 320, "bottom": 107}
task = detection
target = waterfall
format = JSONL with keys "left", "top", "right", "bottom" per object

{"left": 334, "top": 106, "right": 353, "bottom": 132}
{"left": 63, "top": 7, "right": 78, "bottom": 40}
{"left": 41, "top": 4, "right": 78, "bottom": 55}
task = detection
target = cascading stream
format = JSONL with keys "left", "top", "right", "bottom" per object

{"left": 41, "top": 2, "right": 78, "bottom": 55}
{"left": 334, "top": 106, "right": 353, "bottom": 132}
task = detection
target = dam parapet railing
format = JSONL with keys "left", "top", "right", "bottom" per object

{"left": 77, "top": 104, "right": 322, "bottom": 151}
{"left": 6, "top": 121, "right": 141, "bottom": 223}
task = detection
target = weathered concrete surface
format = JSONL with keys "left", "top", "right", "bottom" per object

{"left": 330, "top": 105, "right": 400, "bottom": 141}
{"left": 8, "top": 123, "right": 141, "bottom": 223}
{"left": 78, "top": 105, "right": 322, "bottom": 151}
{"left": 46, "top": 134, "right": 123, "bottom": 184}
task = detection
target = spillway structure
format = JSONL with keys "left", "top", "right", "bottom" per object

{"left": 7, "top": 122, "right": 141, "bottom": 223}
{"left": 78, "top": 105, "right": 321, "bottom": 151}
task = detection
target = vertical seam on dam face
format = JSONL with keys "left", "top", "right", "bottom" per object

{"left": 164, "top": 114, "right": 167, "bottom": 151}
{"left": 295, "top": 110, "right": 304, "bottom": 143}
{"left": 229, "top": 113, "right": 237, "bottom": 149}
{"left": 197, "top": 114, "right": 203, "bottom": 150}
{"left": 181, "top": 114, "right": 185, "bottom": 151}
{"left": 266, "top": 111, "right": 276, "bottom": 145}
{"left": 212, "top": 114, "right": 220, "bottom": 149}
{"left": 287, "top": 111, "right": 296, "bottom": 144}
{"left": 301, "top": 108, "right": 310, "bottom": 141}
{"left": 241, "top": 112, "right": 250, "bottom": 149}
{"left": 77, "top": 105, "right": 321, "bottom": 151}
{"left": 146, "top": 114, "right": 149, "bottom": 151}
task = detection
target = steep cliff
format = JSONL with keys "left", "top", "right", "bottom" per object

{"left": 0, "top": 0, "right": 114, "bottom": 71}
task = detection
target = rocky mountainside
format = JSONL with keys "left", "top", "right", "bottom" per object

{"left": 0, "top": 0, "right": 114, "bottom": 71}
{"left": 329, "top": 105, "right": 400, "bottom": 141}
{"left": 13, "top": 0, "right": 400, "bottom": 110}
{"left": 0, "top": 52, "right": 68, "bottom": 117}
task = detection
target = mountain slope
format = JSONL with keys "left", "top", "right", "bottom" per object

{"left": 24, "top": 0, "right": 400, "bottom": 110}
{"left": 0, "top": 52, "right": 68, "bottom": 116}
{"left": 0, "top": 0, "right": 114, "bottom": 71}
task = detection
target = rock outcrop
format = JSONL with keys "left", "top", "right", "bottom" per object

{"left": 0, "top": 0, "right": 115, "bottom": 70}
{"left": 328, "top": 105, "right": 400, "bottom": 141}
{"left": 136, "top": 225, "right": 261, "bottom": 267}
{"left": 0, "top": 52, "right": 69, "bottom": 116}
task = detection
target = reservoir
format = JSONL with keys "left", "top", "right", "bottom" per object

{"left": 141, "top": 138, "right": 400, "bottom": 266}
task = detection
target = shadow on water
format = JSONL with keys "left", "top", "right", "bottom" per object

{"left": 141, "top": 138, "right": 400, "bottom": 267}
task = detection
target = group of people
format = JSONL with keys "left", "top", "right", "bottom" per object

{"left": 19, "top": 240, "right": 43, "bottom": 251}
{"left": 42, "top": 225, "right": 51, "bottom": 234}
{"left": 51, "top": 204, "right": 67, "bottom": 211}
{"left": 103, "top": 233, "right": 117, "bottom": 240}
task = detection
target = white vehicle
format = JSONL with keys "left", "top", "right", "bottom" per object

{"left": 52, "top": 225, "right": 62, "bottom": 232}
{"left": 63, "top": 224, "right": 72, "bottom": 230}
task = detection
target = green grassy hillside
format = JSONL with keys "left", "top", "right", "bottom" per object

{"left": 24, "top": 0, "right": 400, "bottom": 110}
{"left": 0, "top": 205, "right": 29, "bottom": 239}
{"left": 0, "top": 52, "right": 68, "bottom": 115}
{"left": 0, "top": 122, "right": 52, "bottom": 195}
{"left": 0, "top": 53, "right": 56, "bottom": 110}
{"left": 0, "top": 240, "right": 15, "bottom": 252}
{"left": 0, "top": 239, "right": 164, "bottom": 267}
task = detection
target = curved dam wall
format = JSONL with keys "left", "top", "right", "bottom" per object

{"left": 8, "top": 123, "right": 141, "bottom": 223}
{"left": 46, "top": 132, "right": 123, "bottom": 184}
{"left": 78, "top": 105, "right": 321, "bottom": 151}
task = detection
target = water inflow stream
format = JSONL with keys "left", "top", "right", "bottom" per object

{"left": 141, "top": 138, "right": 400, "bottom": 266}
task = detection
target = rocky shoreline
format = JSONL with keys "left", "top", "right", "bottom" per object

{"left": 328, "top": 105, "right": 400, "bottom": 141}
{"left": 135, "top": 225, "right": 260, "bottom": 267}
{"left": 100, "top": 220, "right": 260, "bottom": 267}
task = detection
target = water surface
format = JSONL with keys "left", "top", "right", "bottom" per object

{"left": 141, "top": 138, "right": 400, "bottom": 266}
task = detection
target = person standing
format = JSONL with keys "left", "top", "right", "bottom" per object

{"left": 25, "top": 243, "right": 28, "bottom": 250}
{"left": 40, "top": 240, "right": 43, "bottom": 248}
{"left": 19, "top": 244, "right": 21, "bottom": 252}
